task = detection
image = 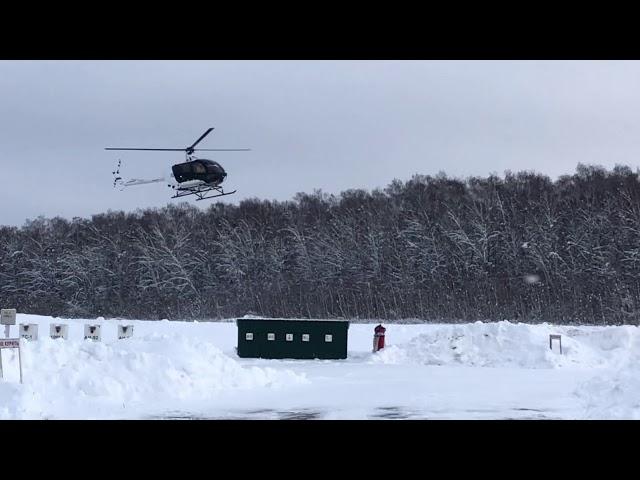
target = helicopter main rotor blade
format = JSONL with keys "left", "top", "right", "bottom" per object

{"left": 105, "top": 147, "right": 250, "bottom": 152}
{"left": 105, "top": 128, "right": 250, "bottom": 153}
{"left": 105, "top": 148, "right": 186, "bottom": 151}
{"left": 187, "top": 127, "right": 215, "bottom": 151}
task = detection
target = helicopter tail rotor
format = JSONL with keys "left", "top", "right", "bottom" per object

{"left": 112, "top": 159, "right": 125, "bottom": 190}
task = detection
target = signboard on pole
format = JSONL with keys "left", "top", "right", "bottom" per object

{"left": 549, "top": 334, "right": 563, "bottom": 354}
{"left": 0, "top": 338, "right": 20, "bottom": 349}
{"left": 19, "top": 324, "right": 38, "bottom": 341}
{"left": 118, "top": 325, "right": 134, "bottom": 339}
{"left": 1, "top": 309, "right": 16, "bottom": 339}
{"left": 0, "top": 338, "right": 23, "bottom": 383}
{"left": 50, "top": 324, "right": 69, "bottom": 340}
{"left": 84, "top": 325, "right": 101, "bottom": 341}
{"left": 0, "top": 309, "right": 16, "bottom": 325}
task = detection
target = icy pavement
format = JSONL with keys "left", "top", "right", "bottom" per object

{"left": 0, "top": 314, "right": 638, "bottom": 419}
{"left": 143, "top": 361, "right": 592, "bottom": 419}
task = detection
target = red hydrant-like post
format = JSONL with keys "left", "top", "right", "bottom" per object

{"left": 373, "top": 324, "right": 386, "bottom": 353}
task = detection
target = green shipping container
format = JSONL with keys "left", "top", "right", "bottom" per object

{"left": 236, "top": 318, "right": 349, "bottom": 360}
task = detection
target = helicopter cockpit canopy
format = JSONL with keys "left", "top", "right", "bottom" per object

{"left": 172, "top": 159, "right": 227, "bottom": 185}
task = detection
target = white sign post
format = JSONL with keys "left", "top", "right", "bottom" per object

{"left": 84, "top": 325, "right": 102, "bottom": 341}
{"left": 19, "top": 324, "right": 38, "bottom": 341}
{"left": 1, "top": 309, "right": 17, "bottom": 338}
{"left": 549, "top": 334, "right": 562, "bottom": 354}
{"left": 50, "top": 324, "right": 69, "bottom": 340}
{"left": 0, "top": 338, "right": 23, "bottom": 384}
{"left": 118, "top": 325, "right": 133, "bottom": 339}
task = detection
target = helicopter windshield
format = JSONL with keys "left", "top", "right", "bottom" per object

{"left": 206, "top": 162, "right": 222, "bottom": 174}
{"left": 173, "top": 163, "right": 192, "bottom": 175}
{"left": 193, "top": 162, "right": 206, "bottom": 174}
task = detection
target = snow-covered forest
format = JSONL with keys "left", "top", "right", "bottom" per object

{"left": 2, "top": 164, "right": 639, "bottom": 324}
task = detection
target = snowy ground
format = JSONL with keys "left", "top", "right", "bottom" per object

{"left": 0, "top": 314, "right": 638, "bottom": 419}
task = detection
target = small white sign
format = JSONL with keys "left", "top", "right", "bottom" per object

{"left": 302, "top": 334, "right": 310, "bottom": 342}
{"left": 0, "top": 309, "right": 16, "bottom": 325}
{"left": 286, "top": 333, "right": 293, "bottom": 342}
{"left": 267, "top": 333, "right": 275, "bottom": 341}
{"left": 19, "top": 324, "right": 38, "bottom": 341}
{"left": 324, "top": 334, "right": 333, "bottom": 343}
{"left": 84, "top": 324, "right": 102, "bottom": 341}
{"left": 117, "top": 325, "right": 133, "bottom": 339}
{"left": 0, "top": 337, "right": 23, "bottom": 383}
{"left": 549, "top": 334, "right": 562, "bottom": 354}
{"left": 0, "top": 338, "right": 19, "bottom": 349}
{"left": 50, "top": 324, "right": 69, "bottom": 340}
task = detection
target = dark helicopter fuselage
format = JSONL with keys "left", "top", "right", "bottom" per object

{"left": 171, "top": 159, "right": 227, "bottom": 186}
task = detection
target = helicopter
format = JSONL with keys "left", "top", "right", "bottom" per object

{"left": 106, "top": 128, "right": 250, "bottom": 201}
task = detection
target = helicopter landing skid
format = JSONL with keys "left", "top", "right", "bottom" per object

{"left": 171, "top": 185, "right": 237, "bottom": 201}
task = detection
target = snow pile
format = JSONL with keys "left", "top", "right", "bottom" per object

{"left": 370, "top": 321, "right": 639, "bottom": 369}
{"left": 2, "top": 314, "right": 640, "bottom": 419}
{"left": 576, "top": 367, "right": 640, "bottom": 419}
{"left": 0, "top": 333, "right": 308, "bottom": 419}
{"left": 574, "top": 331, "right": 640, "bottom": 419}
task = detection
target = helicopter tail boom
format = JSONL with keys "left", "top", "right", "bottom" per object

{"left": 112, "top": 159, "right": 168, "bottom": 190}
{"left": 116, "top": 177, "right": 166, "bottom": 188}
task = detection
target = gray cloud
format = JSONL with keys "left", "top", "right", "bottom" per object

{"left": 1, "top": 60, "right": 640, "bottom": 226}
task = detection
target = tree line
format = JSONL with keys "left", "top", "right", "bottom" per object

{"left": 2, "top": 164, "right": 640, "bottom": 324}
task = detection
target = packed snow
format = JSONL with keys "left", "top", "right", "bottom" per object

{"left": 370, "top": 321, "right": 634, "bottom": 369}
{"left": 0, "top": 314, "right": 638, "bottom": 419}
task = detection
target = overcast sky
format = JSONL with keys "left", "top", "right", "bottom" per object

{"left": 2, "top": 60, "right": 640, "bottom": 227}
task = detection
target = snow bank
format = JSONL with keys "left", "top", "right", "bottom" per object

{"left": 370, "top": 321, "right": 640, "bottom": 369}
{"left": 574, "top": 331, "right": 640, "bottom": 419}
{"left": 0, "top": 333, "right": 308, "bottom": 419}
{"left": 3, "top": 314, "right": 640, "bottom": 419}
{"left": 576, "top": 367, "right": 640, "bottom": 419}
